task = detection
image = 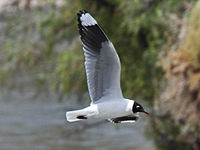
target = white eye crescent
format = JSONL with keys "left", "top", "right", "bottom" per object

{"left": 136, "top": 106, "right": 140, "bottom": 108}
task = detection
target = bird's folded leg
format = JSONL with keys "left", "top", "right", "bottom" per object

{"left": 77, "top": 115, "right": 87, "bottom": 119}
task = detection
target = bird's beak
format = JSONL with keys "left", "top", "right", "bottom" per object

{"left": 143, "top": 110, "right": 149, "bottom": 115}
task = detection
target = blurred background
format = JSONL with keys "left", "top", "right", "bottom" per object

{"left": 0, "top": 0, "right": 200, "bottom": 150}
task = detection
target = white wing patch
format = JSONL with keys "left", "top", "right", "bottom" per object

{"left": 80, "top": 13, "right": 97, "bottom": 26}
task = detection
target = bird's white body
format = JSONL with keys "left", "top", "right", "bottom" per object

{"left": 66, "top": 99, "right": 135, "bottom": 122}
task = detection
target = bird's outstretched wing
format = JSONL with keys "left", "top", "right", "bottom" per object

{"left": 77, "top": 10, "right": 123, "bottom": 103}
{"left": 108, "top": 116, "right": 139, "bottom": 124}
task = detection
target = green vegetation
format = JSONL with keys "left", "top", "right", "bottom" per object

{"left": 1, "top": 0, "right": 189, "bottom": 101}
{"left": 175, "top": 0, "right": 200, "bottom": 65}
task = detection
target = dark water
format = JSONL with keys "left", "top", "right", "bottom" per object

{"left": 0, "top": 90, "right": 155, "bottom": 150}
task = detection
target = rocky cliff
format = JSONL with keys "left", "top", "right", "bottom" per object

{"left": 152, "top": 1, "right": 200, "bottom": 150}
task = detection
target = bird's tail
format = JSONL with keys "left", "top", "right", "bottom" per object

{"left": 66, "top": 109, "right": 87, "bottom": 122}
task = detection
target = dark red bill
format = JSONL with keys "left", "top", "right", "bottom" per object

{"left": 144, "top": 111, "right": 149, "bottom": 115}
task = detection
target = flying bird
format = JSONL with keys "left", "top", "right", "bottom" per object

{"left": 66, "top": 10, "right": 149, "bottom": 123}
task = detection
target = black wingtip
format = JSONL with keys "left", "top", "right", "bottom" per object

{"left": 76, "top": 10, "right": 109, "bottom": 51}
{"left": 77, "top": 10, "right": 87, "bottom": 16}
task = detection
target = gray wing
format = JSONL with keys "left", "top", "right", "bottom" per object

{"left": 77, "top": 10, "right": 123, "bottom": 103}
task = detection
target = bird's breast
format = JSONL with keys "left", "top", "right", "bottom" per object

{"left": 92, "top": 99, "right": 133, "bottom": 119}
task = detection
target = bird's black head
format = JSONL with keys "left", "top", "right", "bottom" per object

{"left": 132, "top": 102, "right": 149, "bottom": 115}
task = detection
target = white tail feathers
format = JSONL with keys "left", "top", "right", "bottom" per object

{"left": 66, "top": 106, "right": 96, "bottom": 122}
{"left": 66, "top": 110, "right": 85, "bottom": 122}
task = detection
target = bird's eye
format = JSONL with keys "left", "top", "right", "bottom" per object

{"left": 136, "top": 106, "right": 140, "bottom": 108}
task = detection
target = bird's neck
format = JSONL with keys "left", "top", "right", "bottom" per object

{"left": 125, "top": 99, "right": 134, "bottom": 113}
